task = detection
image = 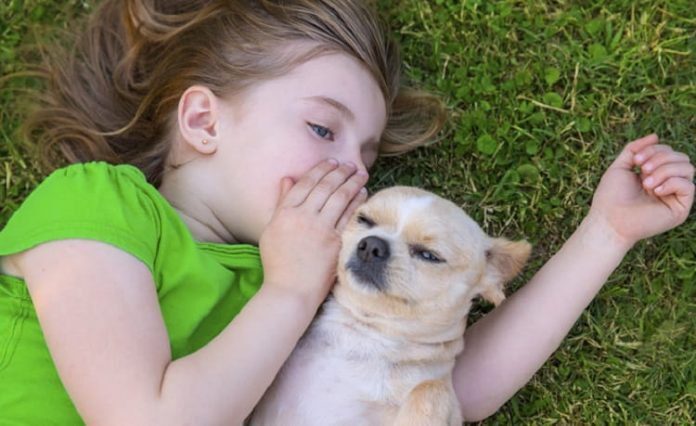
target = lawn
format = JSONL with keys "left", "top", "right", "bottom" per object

{"left": 2, "top": 0, "right": 695, "bottom": 424}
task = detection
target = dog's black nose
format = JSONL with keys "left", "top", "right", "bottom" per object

{"left": 357, "top": 236, "right": 390, "bottom": 262}
{"left": 348, "top": 236, "right": 391, "bottom": 291}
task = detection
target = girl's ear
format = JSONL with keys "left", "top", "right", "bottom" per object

{"left": 479, "top": 238, "right": 532, "bottom": 306}
{"left": 177, "top": 85, "right": 220, "bottom": 154}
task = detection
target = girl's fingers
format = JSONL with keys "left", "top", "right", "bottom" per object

{"left": 335, "top": 186, "right": 369, "bottom": 231}
{"left": 633, "top": 144, "right": 674, "bottom": 166}
{"left": 316, "top": 168, "right": 368, "bottom": 224}
{"left": 303, "top": 162, "right": 361, "bottom": 211}
{"left": 280, "top": 159, "right": 339, "bottom": 208}
{"left": 642, "top": 161, "right": 695, "bottom": 191}
{"left": 275, "top": 177, "right": 295, "bottom": 209}
{"left": 639, "top": 150, "right": 690, "bottom": 174}
{"left": 654, "top": 177, "right": 695, "bottom": 221}
{"left": 655, "top": 176, "right": 695, "bottom": 198}
{"left": 611, "top": 134, "right": 659, "bottom": 170}
{"left": 629, "top": 133, "right": 660, "bottom": 152}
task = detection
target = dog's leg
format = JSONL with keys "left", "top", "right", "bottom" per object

{"left": 392, "top": 379, "right": 462, "bottom": 426}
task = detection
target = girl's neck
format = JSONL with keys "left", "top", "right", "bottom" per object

{"left": 174, "top": 208, "right": 233, "bottom": 244}
{"left": 158, "top": 164, "right": 238, "bottom": 245}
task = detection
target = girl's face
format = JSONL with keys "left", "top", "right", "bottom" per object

{"left": 207, "top": 52, "right": 387, "bottom": 244}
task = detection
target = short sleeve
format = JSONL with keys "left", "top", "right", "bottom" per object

{"left": 0, "top": 162, "right": 161, "bottom": 273}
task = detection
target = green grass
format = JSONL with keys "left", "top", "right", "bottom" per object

{"left": 2, "top": 0, "right": 695, "bottom": 424}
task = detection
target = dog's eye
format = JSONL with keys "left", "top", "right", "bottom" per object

{"left": 410, "top": 246, "right": 445, "bottom": 263}
{"left": 356, "top": 214, "right": 375, "bottom": 228}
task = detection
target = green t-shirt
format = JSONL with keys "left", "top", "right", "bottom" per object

{"left": 0, "top": 161, "right": 264, "bottom": 424}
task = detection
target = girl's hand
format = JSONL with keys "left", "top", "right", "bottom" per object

{"left": 590, "top": 134, "right": 695, "bottom": 248}
{"left": 259, "top": 159, "right": 368, "bottom": 307}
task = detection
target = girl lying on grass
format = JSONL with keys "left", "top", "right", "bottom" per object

{"left": 0, "top": 0, "right": 693, "bottom": 423}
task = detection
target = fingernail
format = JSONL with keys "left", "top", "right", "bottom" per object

{"left": 634, "top": 154, "right": 645, "bottom": 163}
{"left": 327, "top": 158, "right": 338, "bottom": 166}
{"left": 642, "top": 162, "right": 653, "bottom": 172}
{"left": 644, "top": 176, "right": 654, "bottom": 187}
{"left": 344, "top": 161, "right": 357, "bottom": 170}
{"left": 655, "top": 185, "right": 664, "bottom": 193}
{"left": 360, "top": 187, "right": 368, "bottom": 195}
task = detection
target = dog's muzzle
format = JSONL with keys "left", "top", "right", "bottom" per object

{"left": 346, "top": 236, "right": 390, "bottom": 291}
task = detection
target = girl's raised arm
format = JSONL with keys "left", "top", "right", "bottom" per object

{"left": 18, "top": 238, "right": 314, "bottom": 425}
{"left": 452, "top": 135, "right": 694, "bottom": 421}
{"left": 16, "top": 159, "right": 368, "bottom": 425}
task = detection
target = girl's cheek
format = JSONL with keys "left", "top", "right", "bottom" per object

{"left": 276, "top": 134, "right": 334, "bottom": 184}
{"left": 297, "top": 152, "right": 331, "bottom": 179}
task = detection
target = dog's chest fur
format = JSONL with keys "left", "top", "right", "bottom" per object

{"left": 249, "top": 297, "right": 462, "bottom": 425}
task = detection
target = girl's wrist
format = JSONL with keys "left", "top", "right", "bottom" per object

{"left": 258, "top": 281, "right": 326, "bottom": 318}
{"left": 579, "top": 210, "right": 635, "bottom": 255}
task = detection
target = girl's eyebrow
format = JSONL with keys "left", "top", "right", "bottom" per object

{"left": 301, "top": 96, "right": 355, "bottom": 122}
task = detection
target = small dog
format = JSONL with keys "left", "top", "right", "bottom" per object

{"left": 250, "top": 186, "right": 531, "bottom": 425}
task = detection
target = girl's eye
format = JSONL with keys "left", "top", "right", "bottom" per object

{"left": 356, "top": 214, "right": 375, "bottom": 228}
{"left": 410, "top": 246, "right": 445, "bottom": 263}
{"left": 309, "top": 123, "right": 334, "bottom": 141}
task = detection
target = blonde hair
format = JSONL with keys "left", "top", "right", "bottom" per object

{"left": 21, "top": 0, "right": 446, "bottom": 186}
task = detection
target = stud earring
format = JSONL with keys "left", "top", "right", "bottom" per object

{"left": 202, "top": 139, "right": 209, "bottom": 145}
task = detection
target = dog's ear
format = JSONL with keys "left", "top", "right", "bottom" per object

{"left": 479, "top": 238, "right": 531, "bottom": 306}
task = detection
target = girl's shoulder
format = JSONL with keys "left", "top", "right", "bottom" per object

{"left": 42, "top": 160, "right": 154, "bottom": 194}
{"left": 14, "top": 160, "right": 166, "bottom": 225}
{"left": 0, "top": 161, "right": 180, "bottom": 275}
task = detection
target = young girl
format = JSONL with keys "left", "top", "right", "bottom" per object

{"left": 0, "top": 0, "right": 693, "bottom": 424}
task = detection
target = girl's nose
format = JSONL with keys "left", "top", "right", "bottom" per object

{"left": 354, "top": 162, "right": 368, "bottom": 177}
{"left": 340, "top": 149, "right": 368, "bottom": 177}
{"left": 346, "top": 160, "right": 368, "bottom": 178}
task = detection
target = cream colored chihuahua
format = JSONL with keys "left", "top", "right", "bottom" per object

{"left": 250, "top": 186, "right": 531, "bottom": 426}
